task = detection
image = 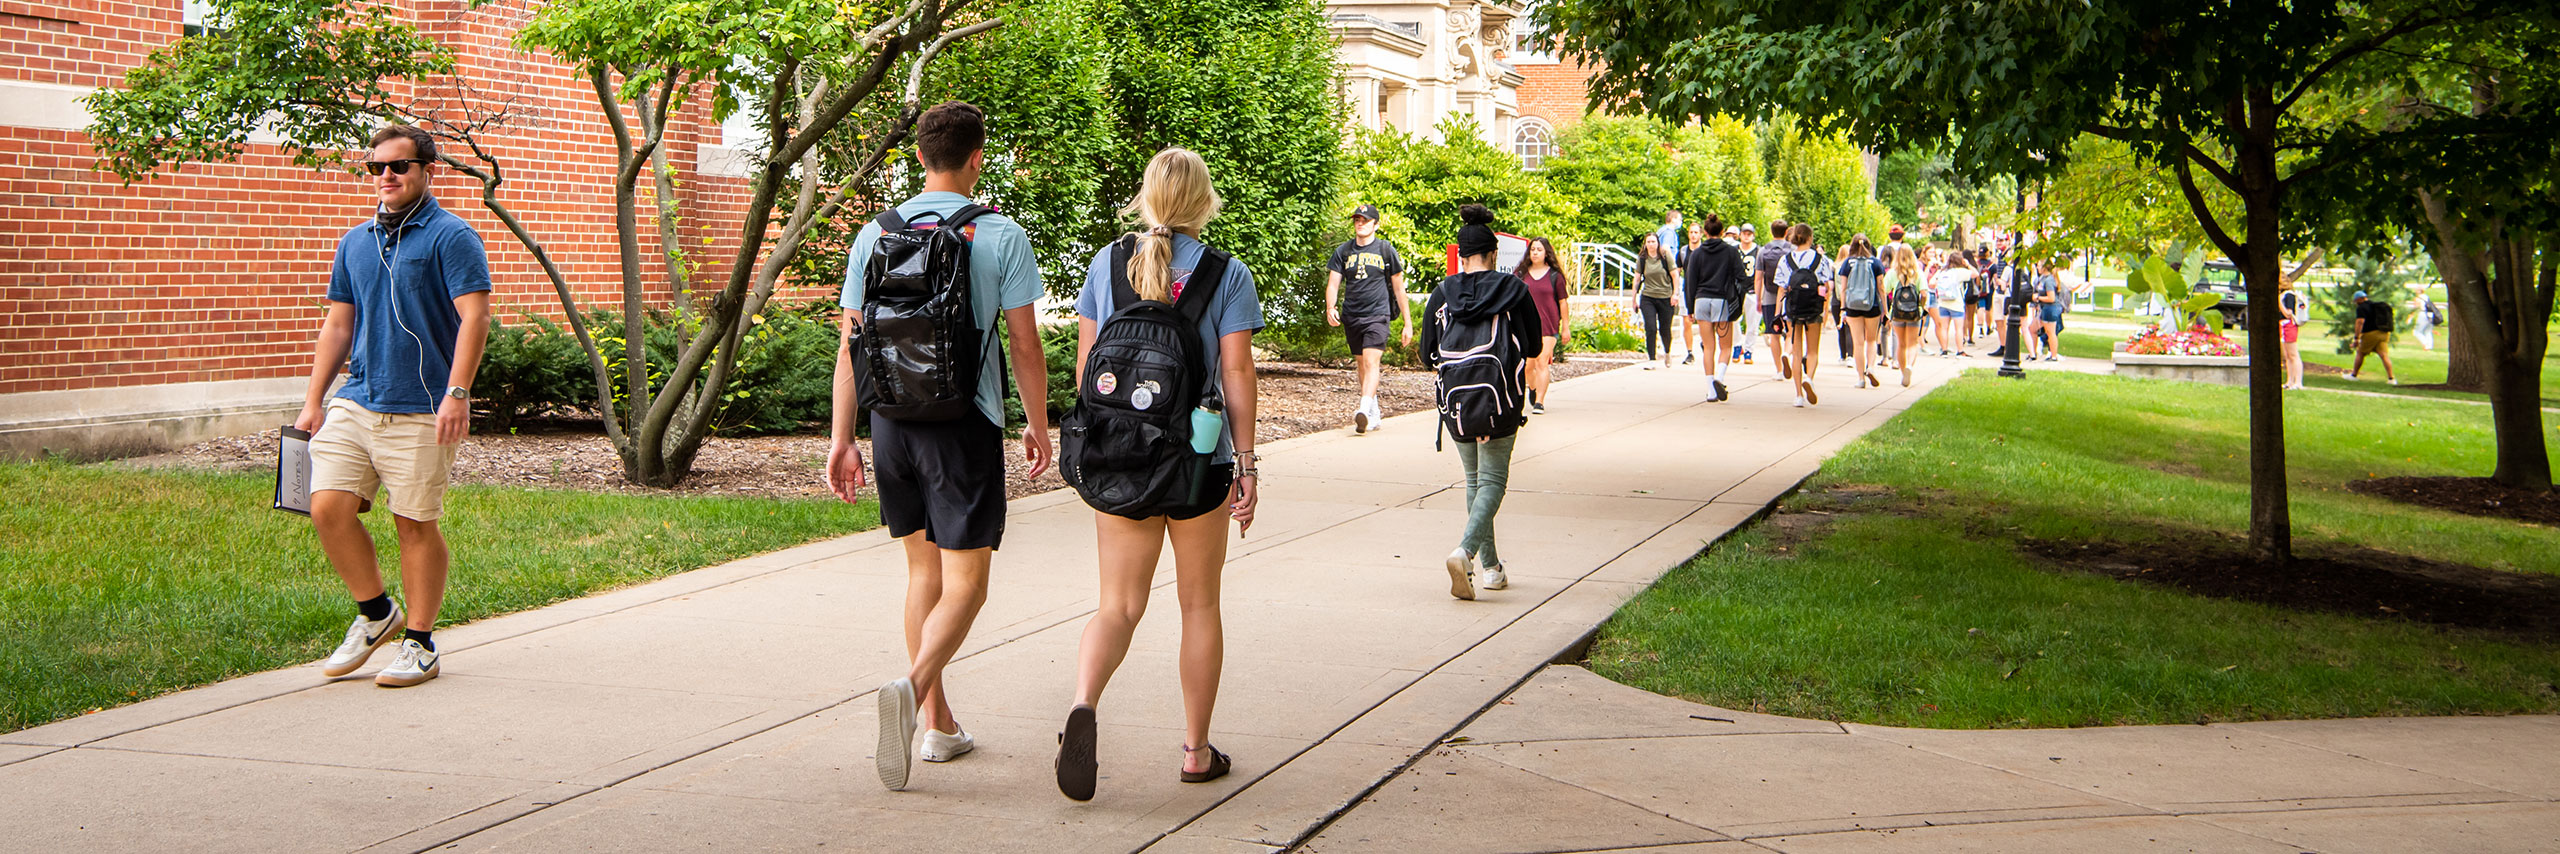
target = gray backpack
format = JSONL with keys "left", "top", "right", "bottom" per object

{"left": 1843, "top": 258, "right": 1880, "bottom": 313}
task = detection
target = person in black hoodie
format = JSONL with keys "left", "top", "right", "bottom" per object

{"left": 1421, "top": 204, "right": 1542, "bottom": 601}
{"left": 1682, "top": 214, "right": 1742, "bottom": 401}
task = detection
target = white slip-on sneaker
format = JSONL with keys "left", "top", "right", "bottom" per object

{"left": 1367, "top": 401, "right": 1386, "bottom": 431}
{"left": 1478, "top": 565, "right": 1508, "bottom": 591}
{"left": 877, "top": 677, "right": 919, "bottom": 790}
{"left": 1444, "top": 548, "right": 1477, "bottom": 601}
{"left": 373, "top": 638, "right": 439, "bottom": 688}
{"left": 920, "top": 728, "right": 975, "bottom": 763}
{"left": 322, "top": 602, "right": 405, "bottom": 678}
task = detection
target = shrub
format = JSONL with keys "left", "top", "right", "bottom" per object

{"left": 473, "top": 314, "right": 590, "bottom": 429}
{"left": 1570, "top": 301, "right": 1643, "bottom": 353}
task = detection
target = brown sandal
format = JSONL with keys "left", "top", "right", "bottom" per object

{"left": 1179, "top": 744, "right": 1231, "bottom": 783}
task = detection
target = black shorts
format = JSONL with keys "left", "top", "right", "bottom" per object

{"left": 1758, "top": 299, "right": 1786, "bottom": 331}
{"left": 1166, "top": 464, "right": 1236, "bottom": 522}
{"left": 1343, "top": 317, "right": 1391, "bottom": 352}
{"left": 870, "top": 411, "right": 1008, "bottom": 550}
{"left": 1846, "top": 305, "right": 1883, "bottom": 319}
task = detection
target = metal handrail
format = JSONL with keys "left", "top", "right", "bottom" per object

{"left": 1571, "top": 242, "right": 1639, "bottom": 295}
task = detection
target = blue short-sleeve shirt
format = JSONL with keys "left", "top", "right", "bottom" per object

{"left": 328, "top": 194, "right": 493, "bottom": 414}
{"left": 839, "top": 191, "right": 1044, "bottom": 427}
{"left": 1074, "top": 234, "right": 1266, "bottom": 463}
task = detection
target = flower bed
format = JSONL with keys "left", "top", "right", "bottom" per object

{"left": 2121, "top": 323, "right": 2245, "bottom": 357}
{"left": 2114, "top": 323, "right": 2250, "bottom": 385}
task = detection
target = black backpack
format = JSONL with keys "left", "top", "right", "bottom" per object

{"left": 1888, "top": 278, "right": 1926, "bottom": 320}
{"left": 854, "top": 205, "right": 996, "bottom": 422}
{"left": 1059, "top": 236, "right": 1231, "bottom": 520}
{"left": 1783, "top": 251, "right": 1826, "bottom": 316}
{"left": 1430, "top": 275, "right": 1528, "bottom": 443}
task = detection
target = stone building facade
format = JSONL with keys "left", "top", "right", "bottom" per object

{"left": 1327, "top": 0, "right": 1526, "bottom": 151}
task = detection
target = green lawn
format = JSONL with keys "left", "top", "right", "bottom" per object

{"left": 1591, "top": 370, "right": 2560, "bottom": 728}
{"left": 2056, "top": 320, "right": 2560, "bottom": 407}
{"left": 0, "top": 463, "right": 876, "bottom": 733}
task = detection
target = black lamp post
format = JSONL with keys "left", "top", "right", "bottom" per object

{"left": 1998, "top": 269, "right": 2030, "bottom": 379}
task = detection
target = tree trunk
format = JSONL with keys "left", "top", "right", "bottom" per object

{"left": 2445, "top": 301, "right": 2483, "bottom": 390}
{"left": 2485, "top": 347, "right": 2552, "bottom": 489}
{"left": 2235, "top": 86, "right": 2291, "bottom": 565}
{"left": 2419, "top": 189, "right": 2555, "bottom": 492}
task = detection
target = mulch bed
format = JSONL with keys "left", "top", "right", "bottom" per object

{"left": 118, "top": 359, "right": 1625, "bottom": 501}
{"left": 2346, "top": 476, "right": 2560, "bottom": 527}
{"left": 2018, "top": 529, "right": 2560, "bottom": 640}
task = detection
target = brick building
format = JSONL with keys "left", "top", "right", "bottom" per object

{"left": 0, "top": 0, "right": 785, "bottom": 459}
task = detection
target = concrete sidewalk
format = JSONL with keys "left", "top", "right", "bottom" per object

{"left": 1305, "top": 667, "right": 2560, "bottom": 853}
{"left": 0, "top": 356, "right": 1949, "bottom": 854}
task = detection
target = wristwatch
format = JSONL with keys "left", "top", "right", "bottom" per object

{"left": 445, "top": 386, "right": 472, "bottom": 402}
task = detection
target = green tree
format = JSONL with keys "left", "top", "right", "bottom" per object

{"left": 1346, "top": 115, "right": 1579, "bottom": 281}
{"left": 1692, "top": 115, "right": 1775, "bottom": 231}
{"left": 1540, "top": 115, "right": 1690, "bottom": 247}
{"left": 1539, "top": 0, "right": 2556, "bottom": 560}
{"left": 1769, "top": 125, "right": 1890, "bottom": 244}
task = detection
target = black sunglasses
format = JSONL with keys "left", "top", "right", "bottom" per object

{"left": 362, "top": 158, "right": 434, "bottom": 176}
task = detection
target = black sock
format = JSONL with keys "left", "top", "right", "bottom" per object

{"left": 357, "top": 594, "right": 393, "bottom": 622}
{"left": 404, "top": 628, "right": 435, "bottom": 652}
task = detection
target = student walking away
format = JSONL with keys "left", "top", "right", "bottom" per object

{"left": 1325, "top": 204, "right": 1411, "bottom": 434}
{"left": 1656, "top": 209, "right": 1697, "bottom": 364}
{"left": 2278, "top": 277, "right": 2308, "bottom": 389}
{"left": 1778, "top": 224, "right": 1833, "bottom": 407}
{"left": 2409, "top": 287, "right": 2441, "bottom": 351}
{"left": 1835, "top": 235, "right": 1887, "bottom": 389}
{"left": 2348, "top": 290, "right": 2399, "bottom": 385}
{"left": 1965, "top": 250, "right": 1996, "bottom": 349}
{"left": 1635, "top": 233, "right": 1678, "bottom": 371}
{"left": 2029, "top": 262, "right": 2064, "bottom": 360}
{"left": 1425, "top": 204, "right": 1540, "bottom": 602}
{"left": 1685, "top": 215, "right": 1744, "bottom": 401}
{"left": 1755, "top": 219, "right": 1795, "bottom": 379}
{"left": 1730, "top": 224, "right": 1758, "bottom": 365}
{"left": 1931, "top": 251, "right": 1975, "bottom": 357}
{"left": 1885, "top": 243, "right": 1928, "bottom": 387}
{"left": 1051, "top": 147, "right": 1263, "bottom": 802}
{"left": 297, "top": 125, "right": 491, "bottom": 690}
{"left": 829, "top": 102, "right": 1053, "bottom": 792}
{"left": 1514, "top": 238, "right": 1570, "bottom": 414}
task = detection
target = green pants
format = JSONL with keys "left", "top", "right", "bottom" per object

{"left": 1454, "top": 434, "right": 1516, "bottom": 569}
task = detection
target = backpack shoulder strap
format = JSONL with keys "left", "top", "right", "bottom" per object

{"left": 939, "top": 204, "right": 994, "bottom": 232}
{"left": 1177, "top": 247, "right": 1231, "bottom": 325}
{"left": 1108, "top": 234, "right": 1140, "bottom": 311}
{"left": 873, "top": 207, "right": 910, "bottom": 233}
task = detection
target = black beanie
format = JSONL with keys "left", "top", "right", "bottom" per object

{"left": 1455, "top": 204, "right": 1499, "bottom": 258}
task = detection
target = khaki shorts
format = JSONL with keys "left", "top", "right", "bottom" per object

{"left": 311, "top": 398, "right": 458, "bottom": 521}
{"left": 2356, "top": 331, "right": 2392, "bottom": 356}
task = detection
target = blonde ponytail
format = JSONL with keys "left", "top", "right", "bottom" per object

{"left": 1121, "top": 147, "right": 1223, "bottom": 303}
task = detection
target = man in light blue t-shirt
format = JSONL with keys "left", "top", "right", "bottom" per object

{"left": 827, "top": 102, "right": 1050, "bottom": 792}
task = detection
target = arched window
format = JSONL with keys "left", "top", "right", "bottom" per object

{"left": 1514, "top": 118, "right": 1554, "bottom": 171}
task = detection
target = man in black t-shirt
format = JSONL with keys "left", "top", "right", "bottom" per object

{"left": 1326, "top": 203, "right": 1411, "bottom": 433}
{"left": 2349, "top": 290, "right": 2398, "bottom": 384}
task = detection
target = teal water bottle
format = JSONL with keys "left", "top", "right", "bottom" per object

{"left": 1189, "top": 397, "right": 1224, "bottom": 455}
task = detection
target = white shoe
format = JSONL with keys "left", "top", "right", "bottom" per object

{"left": 920, "top": 728, "right": 975, "bottom": 763}
{"left": 1793, "top": 395, "right": 1806, "bottom": 408}
{"left": 322, "top": 602, "right": 405, "bottom": 677}
{"left": 1353, "top": 407, "right": 1371, "bottom": 434}
{"left": 877, "top": 677, "right": 918, "bottom": 790}
{"left": 373, "top": 638, "right": 438, "bottom": 688}
{"left": 2346, "top": 372, "right": 2358, "bottom": 380}
{"left": 1477, "top": 565, "right": 1508, "bottom": 591}
{"left": 1445, "top": 548, "right": 1477, "bottom": 601}
{"left": 1643, "top": 362, "right": 1660, "bottom": 370}
{"left": 2388, "top": 378, "right": 2399, "bottom": 386}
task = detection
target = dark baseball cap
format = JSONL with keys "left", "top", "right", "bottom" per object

{"left": 1350, "top": 204, "right": 1380, "bottom": 222}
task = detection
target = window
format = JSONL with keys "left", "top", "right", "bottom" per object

{"left": 1514, "top": 118, "right": 1554, "bottom": 171}
{"left": 183, "top": 0, "right": 220, "bottom": 36}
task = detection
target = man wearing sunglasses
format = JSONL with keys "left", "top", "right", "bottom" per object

{"left": 292, "top": 124, "right": 492, "bottom": 688}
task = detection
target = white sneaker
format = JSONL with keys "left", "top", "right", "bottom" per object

{"left": 1477, "top": 565, "right": 1508, "bottom": 591}
{"left": 373, "top": 638, "right": 439, "bottom": 688}
{"left": 920, "top": 728, "right": 975, "bottom": 763}
{"left": 1793, "top": 394, "right": 1806, "bottom": 408}
{"left": 1354, "top": 407, "right": 1372, "bottom": 434}
{"left": 1643, "top": 362, "right": 1660, "bottom": 370}
{"left": 877, "top": 677, "right": 918, "bottom": 790}
{"left": 1444, "top": 548, "right": 1477, "bottom": 601}
{"left": 323, "top": 603, "right": 405, "bottom": 677}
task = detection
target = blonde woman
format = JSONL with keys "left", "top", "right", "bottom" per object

{"left": 1776, "top": 223, "right": 1833, "bottom": 406}
{"left": 1058, "top": 148, "right": 1264, "bottom": 801}
{"left": 1885, "top": 243, "right": 1928, "bottom": 386}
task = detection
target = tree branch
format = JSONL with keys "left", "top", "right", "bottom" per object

{"left": 904, "top": 19, "right": 1003, "bottom": 106}
{"left": 2276, "top": 12, "right": 2451, "bottom": 116}
{"left": 2175, "top": 152, "right": 2245, "bottom": 262}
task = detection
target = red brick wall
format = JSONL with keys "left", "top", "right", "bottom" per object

{"left": 0, "top": 0, "right": 821, "bottom": 398}
{"left": 1515, "top": 57, "right": 1601, "bottom": 131}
